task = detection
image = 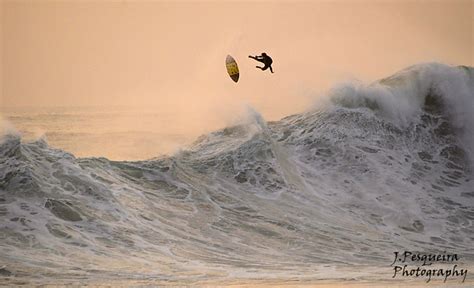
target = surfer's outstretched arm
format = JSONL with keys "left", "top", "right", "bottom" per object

{"left": 250, "top": 55, "right": 263, "bottom": 60}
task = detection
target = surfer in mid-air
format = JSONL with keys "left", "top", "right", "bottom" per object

{"left": 249, "top": 53, "right": 274, "bottom": 73}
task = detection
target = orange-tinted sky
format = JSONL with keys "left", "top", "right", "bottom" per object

{"left": 1, "top": 1, "right": 473, "bottom": 121}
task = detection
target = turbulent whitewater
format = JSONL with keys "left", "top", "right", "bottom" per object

{"left": 1, "top": 63, "right": 474, "bottom": 285}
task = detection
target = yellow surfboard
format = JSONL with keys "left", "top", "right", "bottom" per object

{"left": 226, "top": 55, "right": 239, "bottom": 83}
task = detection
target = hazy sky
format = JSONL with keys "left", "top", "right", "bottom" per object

{"left": 1, "top": 1, "right": 473, "bottom": 121}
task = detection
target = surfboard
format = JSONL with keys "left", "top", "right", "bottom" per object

{"left": 226, "top": 55, "right": 239, "bottom": 83}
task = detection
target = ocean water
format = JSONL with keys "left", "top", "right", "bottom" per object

{"left": 0, "top": 106, "right": 196, "bottom": 160}
{"left": 0, "top": 63, "right": 473, "bottom": 286}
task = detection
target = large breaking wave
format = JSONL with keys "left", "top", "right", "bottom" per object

{"left": 1, "top": 63, "right": 473, "bottom": 285}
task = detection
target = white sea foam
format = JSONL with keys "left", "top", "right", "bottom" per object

{"left": 330, "top": 63, "right": 474, "bottom": 165}
{"left": 0, "top": 63, "right": 473, "bottom": 285}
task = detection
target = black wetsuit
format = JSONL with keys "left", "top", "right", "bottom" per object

{"left": 250, "top": 54, "right": 274, "bottom": 73}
